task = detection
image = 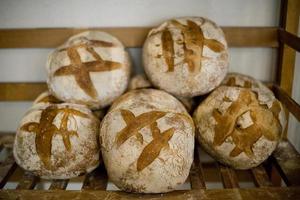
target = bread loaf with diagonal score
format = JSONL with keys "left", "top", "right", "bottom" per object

{"left": 100, "top": 89, "right": 195, "bottom": 193}
{"left": 13, "top": 103, "right": 100, "bottom": 179}
{"left": 143, "top": 17, "right": 228, "bottom": 97}
{"left": 47, "top": 31, "right": 131, "bottom": 109}
{"left": 193, "top": 79, "right": 286, "bottom": 169}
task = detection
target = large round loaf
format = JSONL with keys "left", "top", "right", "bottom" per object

{"left": 193, "top": 86, "right": 285, "bottom": 169}
{"left": 47, "top": 31, "right": 131, "bottom": 109}
{"left": 143, "top": 17, "right": 228, "bottom": 97}
{"left": 100, "top": 89, "right": 195, "bottom": 193}
{"left": 13, "top": 103, "right": 100, "bottom": 179}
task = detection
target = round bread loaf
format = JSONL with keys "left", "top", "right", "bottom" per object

{"left": 143, "top": 17, "right": 228, "bottom": 97}
{"left": 193, "top": 86, "right": 285, "bottom": 169}
{"left": 47, "top": 31, "right": 131, "bottom": 109}
{"left": 100, "top": 89, "right": 195, "bottom": 193}
{"left": 13, "top": 103, "right": 100, "bottom": 179}
{"left": 128, "top": 74, "right": 152, "bottom": 90}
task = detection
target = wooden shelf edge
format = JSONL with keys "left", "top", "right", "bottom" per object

{"left": 273, "top": 140, "right": 300, "bottom": 186}
{"left": 0, "top": 27, "right": 279, "bottom": 48}
{"left": 1, "top": 187, "right": 300, "bottom": 200}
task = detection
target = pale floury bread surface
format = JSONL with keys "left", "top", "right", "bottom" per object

{"left": 143, "top": 17, "right": 228, "bottom": 97}
{"left": 100, "top": 89, "right": 195, "bottom": 193}
{"left": 128, "top": 74, "right": 152, "bottom": 90}
{"left": 222, "top": 73, "right": 277, "bottom": 106}
{"left": 47, "top": 31, "right": 131, "bottom": 109}
{"left": 13, "top": 103, "right": 100, "bottom": 179}
{"left": 193, "top": 86, "right": 286, "bottom": 169}
{"left": 33, "top": 91, "right": 63, "bottom": 107}
{"left": 128, "top": 74, "right": 196, "bottom": 112}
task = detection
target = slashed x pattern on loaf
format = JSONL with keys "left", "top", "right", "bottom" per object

{"left": 158, "top": 19, "right": 225, "bottom": 73}
{"left": 212, "top": 90, "right": 282, "bottom": 158}
{"left": 20, "top": 105, "right": 90, "bottom": 170}
{"left": 100, "top": 89, "right": 194, "bottom": 193}
{"left": 143, "top": 17, "right": 228, "bottom": 97}
{"left": 53, "top": 37, "right": 122, "bottom": 99}
{"left": 47, "top": 31, "right": 131, "bottom": 109}
{"left": 115, "top": 109, "right": 176, "bottom": 172}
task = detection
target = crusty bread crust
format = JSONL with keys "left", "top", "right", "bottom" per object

{"left": 143, "top": 17, "right": 228, "bottom": 97}
{"left": 13, "top": 103, "right": 100, "bottom": 179}
{"left": 47, "top": 31, "right": 131, "bottom": 109}
{"left": 193, "top": 84, "right": 286, "bottom": 169}
{"left": 100, "top": 89, "right": 195, "bottom": 193}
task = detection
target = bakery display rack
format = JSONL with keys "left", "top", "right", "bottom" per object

{"left": 0, "top": 0, "right": 300, "bottom": 199}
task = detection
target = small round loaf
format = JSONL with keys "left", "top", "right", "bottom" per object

{"left": 100, "top": 89, "right": 195, "bottom": 193}
{"left": 13, "top": 103, "right": 100, "bottom": 179}
{"left": 128, "top": 75, "right": 195, "bottom": 112}
{"left": 47, "top": 31, "right": 131, "bottom": 109}
{"left": 143, "top": 17, "right": 228, "bottom": 97}
{"left": 33, "top": 91, "right": 63, "bottom": 107}
{"left": 128, "top": 74, "right": 152, "bottom": 90}
{"left": 193, "top": 86, "right": 285, "bottom": 169}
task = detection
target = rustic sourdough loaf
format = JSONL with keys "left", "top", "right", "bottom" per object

{"left": 193, "top": 83, "right": 286, "bottom": 169}
{"left": 100, "top": 89, "right": 195, "bottom": 193}
{"left": 13, "top": 103, "right": 100, "bottom": 179}
{"left": 47, "top": 31, "right": 131, "bottom": 109}
{"left": 143, "top": 17, "right": 228, "bottom": 97}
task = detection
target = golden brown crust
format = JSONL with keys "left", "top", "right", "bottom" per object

{"left": 100, "top": 89, "right": 195, "bottom": 193}
{"left": 193, "top": 86, "right": 285, "bottom": 169}
{"left": 14, "top": 103, "right": 100, "bottom": 179}
{"left": 143, "top": 17, "right": 228, "bottom": 97}
{"left": 53, "top": 43, "right": 122, "bottom": 99}
{"left": 47, "top": 31, "right": 131, "bottom": 109}
{"left": 211, "top": 90, "right": 281, "bottom": 158}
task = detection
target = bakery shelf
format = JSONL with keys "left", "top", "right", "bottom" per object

{"left": 1, "top": 103, "right": 300, "bottom": 200}
{"left": 0, "top": 0, "right": 300, "bottom": 199}
{"left": 0, "top": 85, "right": 300, "bottom": 199}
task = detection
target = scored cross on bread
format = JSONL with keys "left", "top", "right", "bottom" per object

{"left": 54, "top": 37, "right": 122, "bottom": 98}
{"left": 20, "top": 105, "right": 89, "bottom": 170}
{"left": 154, "top": 19, "right": 225, "bottom": 73}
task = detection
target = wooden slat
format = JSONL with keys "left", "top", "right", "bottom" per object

{"left": 272, "top": 84, "right": 300, "bottom": 122}
{"left": 269, "top": 162, "right": 283, "bottom": 186}
{"left": 251, "top": 165, "right": 273, "bottom": 187}
{"left": 0, "top": 134, "right": 15, "bottom": 149}
{"left": 82, "top": 165, "right": 108, "bottom": 190}
{"left": 2, "top": 187, "right": 300, "bottom": 200}
{"left": 0, "top": 83, "right": 47, "bottom": 101}
{"left": 273, "top": 140, "right": 300, "bottom": 186}
{"left": 223, "top": 27, "right": 278, "bottom": 47}
{"left": 16, "top": 171, "right": 38, "bottom": 190}
{"left": 218, "top": 163, "right": 240, "bottom": 188}
{"left": 279, "top": 29, "right": 300, "bottom": 52}
{"left": 0, "top": 163, "right": 17, "bottom": 189}
{"left": 189, "top": 146, "right": 206, "bottom": 189}
{"left": 0, "top": 146, "right": 17, "bottom": 189}
{"left": 0, "top": 27, "right": 278, "bottom": 48}
{"left": 49, "top": 179, "right": 69, "bottom": 190}
{"left": 276, "top": 0, "right": 300, "bottom": 95}
{"left": 276, "top": 0, "right": 300, "bottom": 138}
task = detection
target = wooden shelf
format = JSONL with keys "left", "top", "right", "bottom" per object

{"left": 0, "top": 135, "right": 300, "bottom": 199}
